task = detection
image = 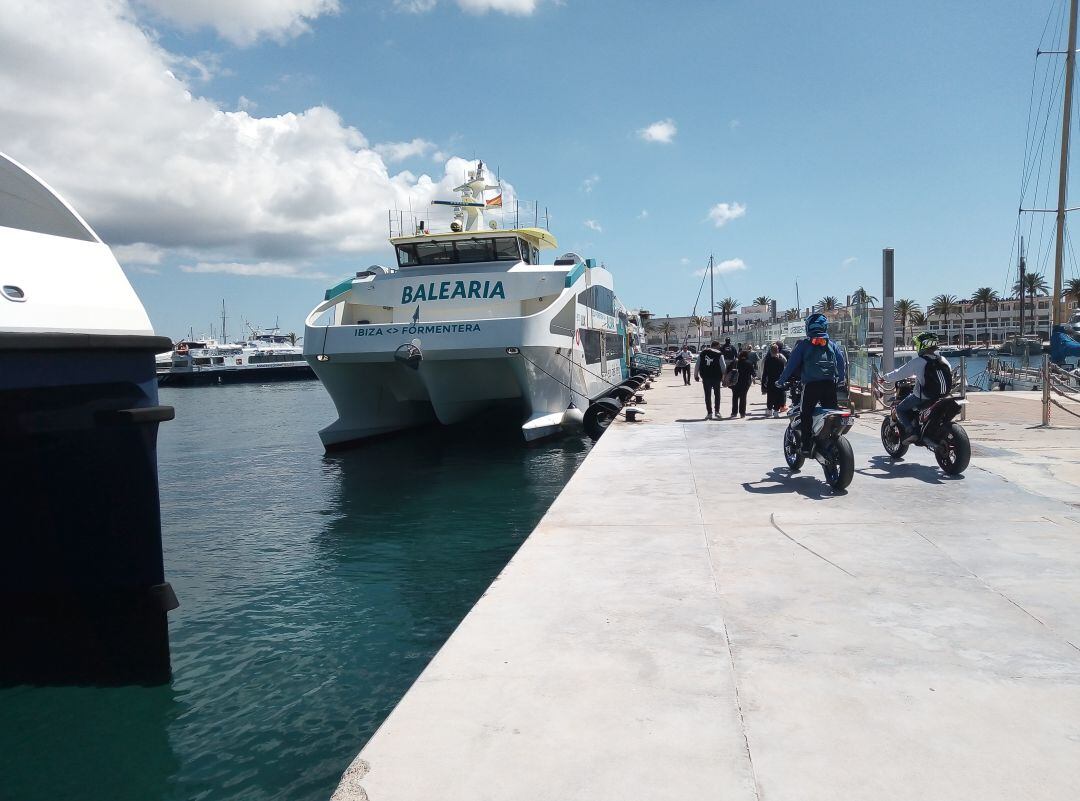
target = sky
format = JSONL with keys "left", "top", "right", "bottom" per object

{"left": 3, "top": 0, "right": 1079, "bottom": 338}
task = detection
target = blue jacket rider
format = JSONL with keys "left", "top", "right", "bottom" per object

{"left": 776, "top": 313, "right": 848, "bottom": 453}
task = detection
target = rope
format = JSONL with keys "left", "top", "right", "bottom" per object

{"left": 1050, "top": 396, "right": 1080, "bottom": 419}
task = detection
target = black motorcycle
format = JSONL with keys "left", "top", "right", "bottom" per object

{"left": 781, "top": 382, "right": 856, "bottom": 490}
{"left": 876, "top": 378, "right": 971, "bottom": 475}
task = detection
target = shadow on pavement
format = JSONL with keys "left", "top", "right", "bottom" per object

{"left": 856, "top": 454, "right": 963, "bottom": 484}
{"left": 742, "top": 467, "right": 845, "bottom": 499}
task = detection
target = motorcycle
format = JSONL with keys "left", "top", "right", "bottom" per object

{"left": 876, "top": 377, "right": 971, "bottom": 475}
{"left": 780, "top": 381, "right": 856, "bottom": 490}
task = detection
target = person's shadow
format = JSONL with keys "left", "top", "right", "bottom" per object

{"left": 742, "top": 466, "right": 844, "bottom": 499}
{"left": 857, "top": 454, "right": 962, "bottom": 485}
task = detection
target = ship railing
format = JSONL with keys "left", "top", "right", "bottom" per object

{"left": 388, "top": 199, "right": 550, "bottom": 238}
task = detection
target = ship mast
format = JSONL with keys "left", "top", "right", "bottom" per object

{"left": 1053, "top": 0, "right": 1078, "bottom": 330}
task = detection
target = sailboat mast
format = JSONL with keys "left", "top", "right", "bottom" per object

{"left": 1053, "top": 0, "right": 1078, "bottom": 330}
{"left": 708, "top": 254, "right": 715, "bottom": 339}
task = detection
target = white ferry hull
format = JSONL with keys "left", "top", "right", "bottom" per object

{"left": 310, "top": 337, "right": 604, "bottom": 448}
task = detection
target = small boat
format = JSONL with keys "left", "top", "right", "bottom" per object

{"left": 157, "top": 329, "right": 315, "bottom": 385}
{"left": 303, "top": 160, "right": 632, "bottom": 448}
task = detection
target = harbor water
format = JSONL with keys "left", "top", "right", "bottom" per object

{"left": 0, "top": 382, "right": 591, "bottom": 801}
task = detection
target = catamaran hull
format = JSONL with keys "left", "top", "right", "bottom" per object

{"left": 310, "top": 343, "right": 606, "bottom": 448}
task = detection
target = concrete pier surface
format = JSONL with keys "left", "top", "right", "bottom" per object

{"left": 333, "top": 374, "right": 1080, "bottom": 801}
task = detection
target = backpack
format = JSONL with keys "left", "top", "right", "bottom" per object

{"left": 800, "top": 340, "right": 838, "bottom": 383}
{"left": 921, "top": 355, "right": 953, "bottom": 400}
{"left": 723, "top": 366, "right": 739, "bottom": 387}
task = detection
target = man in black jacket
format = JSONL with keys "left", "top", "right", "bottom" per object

{"left": 694, "top": 340, "right": 727, "bottom": 420}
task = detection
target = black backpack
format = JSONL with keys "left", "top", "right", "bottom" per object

{"left": 921, "top": 355, "right": 953, "bottom": 400}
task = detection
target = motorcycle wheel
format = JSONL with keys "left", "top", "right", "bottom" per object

{"left": 880, "top": 417, "right": 908, "bottom": 459}
{"left": 935, "top": 422, "right": 971, "bottom": 475}
{"left": 783, "top": 424, "right": 805, "bottom": 471}
{"left": 823, "top": 436, "right": 855, "bottom": 490}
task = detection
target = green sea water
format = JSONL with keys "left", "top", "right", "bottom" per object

{"left": 0, "top": 381, "right": 590, "bottom": 801}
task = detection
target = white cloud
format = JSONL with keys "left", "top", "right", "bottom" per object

{"left": 394, "top": 0, "right": 542, "bottom": 13}
{"left": 637, "top": 209, "right": 648, "bottom": 219}
{"left": 707, "top": 202, "right": 747, "bottom": 227}
{"left": 237, "top": 95, "right": 258, "bottom": 112}
{"left": 693, "top": 258, "right": 746, "bottom": 277}
{"left": 584, "top": 219, "right": 602, "bottom": 233}
{"left": 112, "top": 243, "right": 165, "bottom": 265}
{"left": 581, "top": 174, "right": 599, "bottom": 193}
{"left": 456, "top": 0, "right": 540, "bottom": 13}
{"left": 374, "top": 138, "right": 436, "bottom": 163}
{"left": 180, "top": 261, "right": 328, "bottom": 279}
{"left": 638, "top": 118, "right": 677, "bottom": 144}
{"left": 841, "top": 256, "right": 858, "bottom": 268}
{"left": 0, "top": 1, "right": 486, "bottom": 276}
{"left": 729, "top": 119, "right": 741, "bottom": 131}
{"left": 680, "top": 257, "right": 690, "bottom": 265}
{"left": 136, "top": 0, "right": 340, "bottom": 46}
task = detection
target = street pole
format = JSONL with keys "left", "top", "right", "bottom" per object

{"left": 708, "top": 254, "right": 715, "bottom": 342}
{"left": 882, "top": 248, "right": 896, "bottom": 373}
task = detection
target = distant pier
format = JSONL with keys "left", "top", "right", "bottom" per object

{"left": 332, "top": 374, "right": 1080, "bottom": 801}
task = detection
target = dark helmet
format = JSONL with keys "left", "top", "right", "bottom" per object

{"left": 913, "top": 331, "right": 939, "bottom": 353}
{"left": 805, "top": 313, "right": 828, "bottom": 338}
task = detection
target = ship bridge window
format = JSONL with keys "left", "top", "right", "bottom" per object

{"left": 395, "top": 237, "right": 525, "bottom": 267}
{"left": 577, "top": 285, "right": 615, "bottom": 316}
{"left": 0, "top": 154, "right": 96, "bottom": 241}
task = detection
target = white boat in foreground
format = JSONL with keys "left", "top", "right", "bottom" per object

{"left": 303, "top": 161, "right": 632, "bottom": 448}
{"left": 157, "top": 330, "right": 314, "bottom": 385}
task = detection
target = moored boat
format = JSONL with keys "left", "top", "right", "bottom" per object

{"left": 0, "top": 151, "right": 177, "bottom": 683}
{"left": 303, "top": 161, "right": 633, "bottom": 448}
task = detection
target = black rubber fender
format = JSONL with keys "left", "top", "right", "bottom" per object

{"left": 606, "top": 385, "right": 636, "bottom": 403}
{"left": 584, "top": 397, "right": 622, "bottom": 440}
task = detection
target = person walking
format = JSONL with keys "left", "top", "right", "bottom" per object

{"left": 729, "top": 349, "right": 755, "bottom": 418}
{"left": 761, "top": 343, "right": 788, "bottom": 417}
{"left": 694, "top": 340, "right": 727, "bottom": 419}
{"left": 719, "top": 337, "right": 737, "bottom": 362}
{"left": 675, "top": 345, "right": 693, "bottom": 385}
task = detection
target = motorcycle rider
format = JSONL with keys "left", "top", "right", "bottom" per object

{"left": 878, "top": 331, "right": 952, "bottom": 444}
{"left": 775, "top": 313, "right": 848, "bottom": 454}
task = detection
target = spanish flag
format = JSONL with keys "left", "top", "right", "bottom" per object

{"left": 485, "top": 194, "right": 503, "bottom": 208}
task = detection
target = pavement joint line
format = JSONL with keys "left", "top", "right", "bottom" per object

{"left": 768, "top": 512, "right": 857, "bottom": 578}
{"left": 912, "top": 528, "right": 1080, "bottom": 654}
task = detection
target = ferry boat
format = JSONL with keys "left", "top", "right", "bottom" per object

{"left": 303, "top": 161, "right": 631, "bottom": 448}
{"left": 157, "top": 329, "right": 315, "bottom": 385}
{"left": 0, "top": 151, "right": 177, "bottom": 683}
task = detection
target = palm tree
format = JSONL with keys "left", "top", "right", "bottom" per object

{"left": 969, "top": 287, "right": 1000, "bottom": 345}
{"left": 909, "top": 309, "right": 927, "bottom": 328}
{"left": 689, "top": 315, "right": 708, "bottom": 347}
{"left": 1062, "top": 277, "right": 1080, "bottom": 309}
{"left": 852, "top": 286, "right": 878, "bottom": 306}
{"left": 783, "top": 307, "right": 801, "bottom": 321}
{"left": 717, "top": 297, "right": 739, "bottom": 333}
{"left": 929, "top": 294, "right": 959, "bottom": 344}
{"left": 894, "top": 298, "right": 921, "bottom": 345}
{"left": 753, "top": 295, "right": 772, "bottom": 307}
{"left": 657, "top": 320, "right": 674, "bottom": 345}
{"left": 287, "top": 332, "right": 300, "bottom": 346}
{"left": 815, "top": 295, "right": 840, "bottom": 312}
{"left": 1013, "top": 271, "right": 1050, "bottom": 335}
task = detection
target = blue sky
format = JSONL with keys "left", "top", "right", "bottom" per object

{"left": 3, "top": 0, "right": 1076, "bottom": 338}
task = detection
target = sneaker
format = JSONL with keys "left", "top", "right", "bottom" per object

{"left": 705, "top": 413, "right": 713, "bottom": 420}
{"left": 772, "top": 410, "right": 780, "bottom": 418}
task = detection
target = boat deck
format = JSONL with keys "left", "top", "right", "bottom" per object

{"left": 332, "top": 372, "right": 1080, "bottom": 801}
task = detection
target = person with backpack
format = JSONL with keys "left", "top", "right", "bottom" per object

{"left": 694, "top": 340, "right": 727, "bottom": 419}
{"left": 719, "top": 338, "right": 737, "bottom": 362}
{"left": 760, "top": 343, "right": 787, "bottom": 418}
{"left": 729, "top": 349, "right": 755, "bottom": 418}
{"left": 879, "top": 331, "right": 952, "bottom": 444}
{"left": 775, "top": 313, "right": 848, "bottom": 454}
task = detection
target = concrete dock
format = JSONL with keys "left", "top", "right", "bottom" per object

{"left": 333, "top": 374, "right": 1080, "bottom": 801}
